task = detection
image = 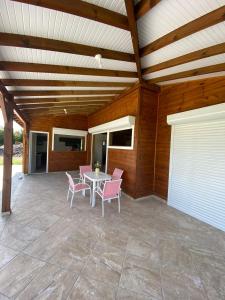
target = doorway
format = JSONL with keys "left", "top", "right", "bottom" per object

{"left": 92, "top": 133, "right": 107, "bottom": 172}
{"left": 29, "top": 131, "right": 48, "bottom": 173}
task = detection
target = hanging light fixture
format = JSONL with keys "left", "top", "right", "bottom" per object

{"left": 95, "top": 54, "right": 103, "bottom": 68}
{"left": 64, "top": 108, "right": 67, "bottom": 115}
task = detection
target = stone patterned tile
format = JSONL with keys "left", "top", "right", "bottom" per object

{"left": 0, "top": 293, "right": 9, "bottom": 300}
{"left": 191, "top": 251, "right": 225, "bottom": 300}
{"left": 0, "top": 245, "right": 18, "bottom": 269}
{"left": 16, "top": 263, "right": 78, "bottom": 300}
{"left": 0, "top": 253, "right": 45, "bottom": 298}
{"left": 119, "top": 255, "right": 162, "bottom": 299}
{"left": 116, "top": 287, "right": 152, "bottom": 299}
{"left": 68, "top": 276, "right": 116, "bottom": 300}
{"left": 0, "top": 172, "right": 223, "bottom": 299}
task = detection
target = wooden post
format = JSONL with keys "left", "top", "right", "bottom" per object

{"left": 22, "top": 123, "right": 29, "bottom": 174}
{"left": 0, "top": 94, "right": 13, "bottom": 213}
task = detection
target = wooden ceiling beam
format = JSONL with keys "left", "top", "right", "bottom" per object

{"left": 135, "top": 0, "right": 160, "bottom": 19}
{"left": 0, "top": 32, "right": 134, "bottom": 62}
{"left": 0, "top": 61, "right": 137, "bottom": 78}
{"left": 125, "top": 0, "right": 143, "bottom": 82}
{"left": 0, "top": 80, "right": 29, "bottom": 124}
{"left": 21, "top": 104, "right": 103, "bottom": 112}
{"left": 143, "top": 42, "right": 225, "bottom": 75}
{"left": 15, "top": 96, "right": 113, "bottom": 104}
{"left": 140, "top": 5, "right": 225, "bottom": 56}
{"left": 2, "top": 79, "right": 133, "bottom": 87}
{"left": 12, "top": 0, "right": 129, "bottom": 30}
{"left": 12, "top": 89, "right": 122, "bottom": 97}
{"left": 147, "top": 62, "right": 225, "bottom": 84}
{"left": 20, "top": 103, "right": 105, "bottom": 110}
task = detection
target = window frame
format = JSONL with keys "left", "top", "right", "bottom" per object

{"left": 107, "top": 125, "right": 135, "bottom": 150}
{"left": 52, "top": 127, "right": 88, "bottom": 152}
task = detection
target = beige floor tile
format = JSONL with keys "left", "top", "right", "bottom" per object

{"left": 0, "top": 245, "right": 18, "bottom": 269}
{"left": 16, "top": 263, "right": 78, "bottom": 300}
{"left": 0, "top": 172, "right": 223, "bottom": 299}
{"left": 0, "top": 253, "right": 45, "bottom": 298}
{"left": 116, "top": 287, "right": 152, "bottom": 300}
{"left": 68, "top": 276, "right": 116, "bottom": 300}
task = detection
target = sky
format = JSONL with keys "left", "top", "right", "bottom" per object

{"left": 0, "top": 110, "right": 23, "bottom": 131}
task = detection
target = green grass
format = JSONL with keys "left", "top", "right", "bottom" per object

{"left": 0, "top": 156, "right": 22, "bottom": 165}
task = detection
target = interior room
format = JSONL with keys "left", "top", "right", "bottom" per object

{"left": 0, "top": 0, "right": 225, "bottom": 299}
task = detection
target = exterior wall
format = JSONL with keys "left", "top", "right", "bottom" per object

{"left": 88, "top": 85, "right": 158, "bottom": 198}
{"left": 135, "top": 87, "right": 158, "bottom": 198}
{"left": 155, "top": 77, "right": 225, "bottom": 199}
{"left": 88, "top": 87, "right": 139, "bottom": 197}
{"left": 27, "top": 114, "right": 88, "bottom": 172}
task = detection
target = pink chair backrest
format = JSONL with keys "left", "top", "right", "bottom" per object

{"left": 80, "top": 165, "right": 92, "bottom": 178}
{"left": 66, "top": 172, "right": 74, "bottom": 189}
{"left": 112, "top": 168, "right": 124, "bottom": 180}
{"left": 103, "top": 179, "right": 122, "bottom": 199}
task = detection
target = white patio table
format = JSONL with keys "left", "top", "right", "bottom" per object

{"left": 83, "top": 171, "right": 111, "bottom": 207}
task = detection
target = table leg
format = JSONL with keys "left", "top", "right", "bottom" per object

{"left": 82, "top": 176, "right": 86, "bottom": 197}
{"left": 92, "top": 180, "right": 96, "bottom": 207}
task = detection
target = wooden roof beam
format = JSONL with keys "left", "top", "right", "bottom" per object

{"left": 143, "top": 41, "right": 225, "bottom": 75}
{"left": 12, "top": 0, "right": 129, "bottom": 30}
{"left": 15, "top": 96, "right": 113, "bottom": 104}
{"left": 0, "top": 33, "right": 135, "bottom": 62}
{"left": 125, "top": 0, "right": 143, "bottom": 82}
{"left": 12, "top": 89, "right": 122, "bottom": 97}
{"left": 147, "top": 62, "right": 225, "bottom": 84}
{"left": 135, "top": 0, "right": 160, "bottom": 19}
{"left": 2, "top": 79, "right": 133, "bottom": 87}
{"left": 0, "top": 61, "right": 137, "bottom": 78}
{"left": 0, "top": 80, "right": 29, "bottom": 124}
{"left": 20, "top": 103, "right": 105, "bottom": 110}
{"left": 141, "top": 5, "right": 225, "bottom": 56}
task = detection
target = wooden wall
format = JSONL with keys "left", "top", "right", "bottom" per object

{"left": 27, "top": 114, "right": 88, "bottom": 172}
{"left": 135, "top": 87, "right": 158, "bottom": 198}
{"left": 88, "top": 87, "right": 139, "bottom": 197}
{"left": 155, "top": 77, "right": 225, "bottom": 199}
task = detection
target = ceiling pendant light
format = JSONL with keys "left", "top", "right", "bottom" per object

{"left": 95, "top": 54, "right": 103, "bottom": 68}
{"left": 64, "top": 108, "right": 67, "bottom": 115}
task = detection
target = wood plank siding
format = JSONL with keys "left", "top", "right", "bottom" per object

{"left": 155, "top": 77, "right": 225, "bottom": 199}
{"left": 28, "top": 114, "right": 88, "bottom": 172}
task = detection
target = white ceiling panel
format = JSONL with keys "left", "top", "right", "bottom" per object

{"left": 83, "top": 0, "right": 127, "bottom": 15}
{"left": 138, "top": 0, "right": 225, "bottom": 48}
{"left": 141, "top": 22, "right": 225, "bottom": 68}
{"left": 159, "top": 71, "right": 225, "bottom": 85}
{"left": 0, "top": 71, "right": 137, "bottom": 82}
{"left": 0, "top": 0, "right": 133, "bottom": 53}
{"left": 0, "top": 46, "right": 137, "bottom": 72}
{"left": 144, "top": 53, "right": 225, "bottom": 80}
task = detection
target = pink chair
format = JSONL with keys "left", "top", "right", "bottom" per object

{"left": 66, "top": 172, "right": 91, "bottom": 208}
{"left": 111, "top": 168, "right": 124, "bottom": 180}
{"left": 95, "top": 179, "right": 122, "bottom": 217}
{"left": 79, "top": 165, "right": 92, "bottom": 181}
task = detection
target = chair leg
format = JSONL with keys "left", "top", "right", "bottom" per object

{"left": 67, "top": 188, "right": 70, "bottom": 201}
{"left": 118, "top": 196, "right": 121, "bottom": 213}
{"left": 102, "top": 200, "right": 104, "bottom": 217}
{"left": 70, "top": 192, "right": 75, "bottom": 208}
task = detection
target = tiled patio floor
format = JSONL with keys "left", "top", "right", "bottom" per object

{"left": 0, "top": 172, "right": 224, "bottom": 299}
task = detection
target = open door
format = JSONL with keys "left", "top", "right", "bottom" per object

{"left": 29, "top": 132, "right": 48, "bottom": 173}
{"left": 92, "top": 133, "right": 107, "bottom": 172}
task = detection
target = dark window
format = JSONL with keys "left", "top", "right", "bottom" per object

{"left": 54, "top": 134, "right": 85, "bottom": 151}
{"left": 109, "top": 129, "right": 132, "bottom": 147}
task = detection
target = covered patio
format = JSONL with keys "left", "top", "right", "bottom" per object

{"left": 0, "top": 172, "right": 224, "bottom": 299}
{"left": 0, "top": 0, "right": 225, "bottom": 299}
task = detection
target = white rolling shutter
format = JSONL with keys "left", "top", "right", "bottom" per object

{"left": 168, "top": 105, "right": 225, "bottom": 232}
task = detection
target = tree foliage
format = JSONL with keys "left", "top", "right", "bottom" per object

{"left": 0, "top": 128, "right": 23, "bottom": 146}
